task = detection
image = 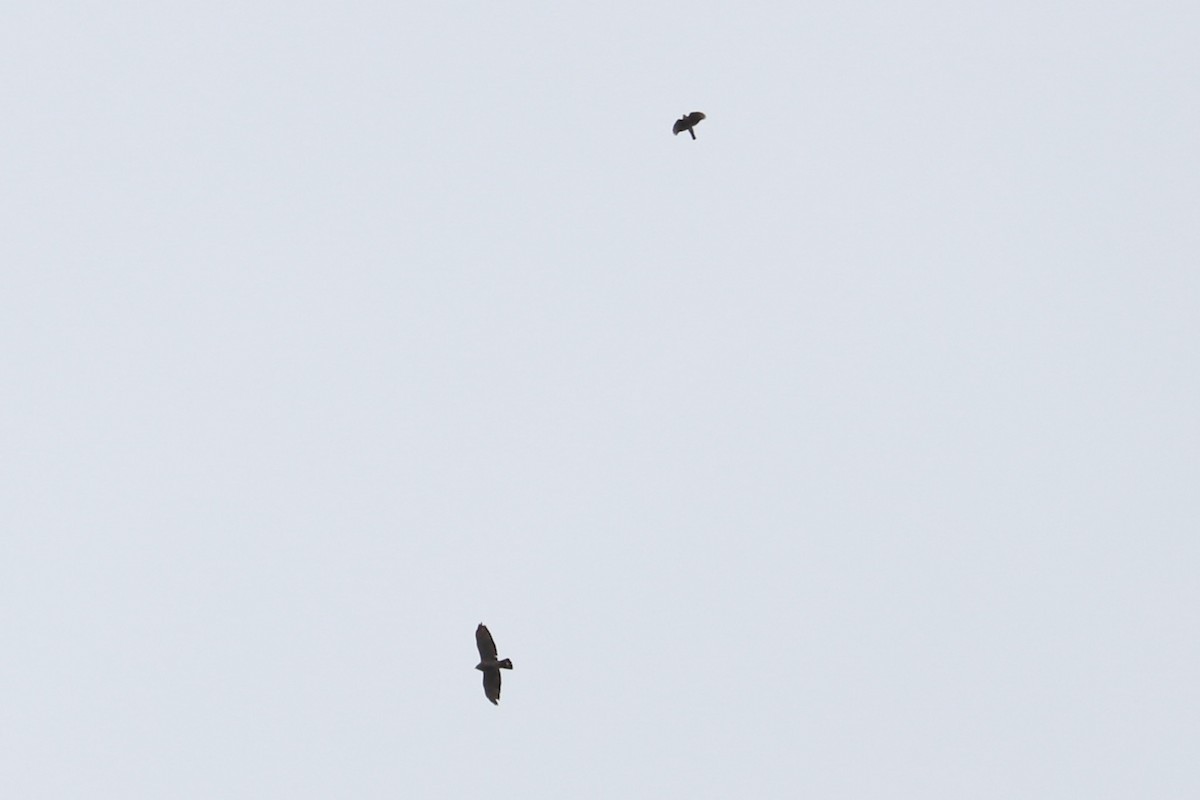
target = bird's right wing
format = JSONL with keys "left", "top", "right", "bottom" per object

{"left": 482, "top": 669, "right": 501, "bottom": 705}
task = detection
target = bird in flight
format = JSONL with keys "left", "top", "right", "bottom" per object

{"left": 475, "top": 623, "right": 513, "bottom": 705}
{"left": 673, "top": 111, "right": 706, "bottom": 140}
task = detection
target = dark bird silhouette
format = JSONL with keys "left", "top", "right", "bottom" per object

{"left": 672, "top": 111, "right": 706, "bottom": 140}
{"left": 475, "top": 623, "right": 513, "bottom": 705}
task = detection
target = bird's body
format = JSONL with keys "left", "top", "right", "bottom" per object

{"left": 475, "top": 623, "right": 513, "bottom": 705}
{"left": 673, "top": 111, "right": 706, "bottom": 140}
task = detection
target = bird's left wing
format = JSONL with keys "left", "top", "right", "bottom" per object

{"left": 476, "top": 624, "right": 498, "bottom": 660}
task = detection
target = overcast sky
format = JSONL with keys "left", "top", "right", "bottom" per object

{"left": 2, "top": 1, "right": 1198, "bottom": 797}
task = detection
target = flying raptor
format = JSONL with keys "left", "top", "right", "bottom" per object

{"left": 672, "top": 111, "right": 706, "bottom": 140}
{"left": 475, "top": 623, "right": 513, "bottom": 705}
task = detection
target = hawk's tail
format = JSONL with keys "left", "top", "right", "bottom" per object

{"left": 499, "top": 658, "right": 513, "bottom": 670}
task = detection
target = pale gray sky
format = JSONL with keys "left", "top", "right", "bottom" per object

{"left": 2, "top": 1, "right": 1198, "bottom": 797}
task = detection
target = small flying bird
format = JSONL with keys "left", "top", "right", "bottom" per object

{"left": 672, "top": 111, "right": 706, "bottom": 140}
{"left": 475, "top": 623, "right": 513, "bottom": 705}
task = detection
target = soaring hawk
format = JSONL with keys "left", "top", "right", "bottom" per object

{"left": 672, "top": 111, "right": 706, "bottom": 139}
{"left": 475, "top": 624, "right": 513, "bottom": 705}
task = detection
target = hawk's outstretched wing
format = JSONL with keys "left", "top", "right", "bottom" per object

{"left": 482, "top": 669, "right": 502, "bottom": 705}
{"left": 476, "top": 624, "right": 498, "bottom": 661}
